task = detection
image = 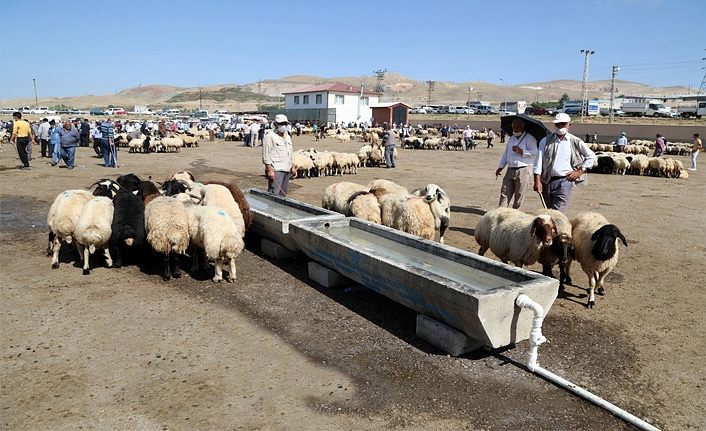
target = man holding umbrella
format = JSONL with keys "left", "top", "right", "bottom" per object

{"left": 495, "top": 117, "right": 539, "bottom": 209}
{"left": 533, "top": 113, "right": 595, "bottom": 213}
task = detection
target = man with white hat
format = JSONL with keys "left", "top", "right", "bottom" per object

{"left": 532, "top": 113, "right": 595, "bottom": 213}
{"left": 262, "top": 114, "right": 296, "bottom": 196}
{"left": 615, "top": 131, "right": 628, "bottom": 152}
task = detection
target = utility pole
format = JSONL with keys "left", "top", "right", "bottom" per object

{"left": 608, "top": 65, "right": 620, "bottom": 123}
{"left": 425, "top": 80, "right": 435, "bottom": 106}
{"left": 580, "top": 49, "right": 596, "bottom": 117}
{"left": 33, "top": 78, "right": 38, "bottom": 108}
{"left": 199, "top": 87, "right": 202, "bottom": 110}
{"left": 357, "top": 76, "right": 364, "bottom": 121}
{"left": 373, "top": 69, "right": 387, "bottom": 100}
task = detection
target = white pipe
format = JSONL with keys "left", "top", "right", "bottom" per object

{"left": 515, "top": 294, "right": 661, "bottom": 431}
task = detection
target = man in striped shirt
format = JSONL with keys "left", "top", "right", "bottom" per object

{"left": 100, "top": 119, "right": 116, "bottom": 167}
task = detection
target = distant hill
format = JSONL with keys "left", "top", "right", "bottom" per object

{"left": 0, "top": 73, "right": 691, "bottom": 111}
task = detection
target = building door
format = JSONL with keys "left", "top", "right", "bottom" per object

{"left": 392, "top": 106, "right": 407, "bottom": 125}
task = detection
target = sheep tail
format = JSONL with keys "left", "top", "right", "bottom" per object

{"left": 65, "top": 235, "right": 73, "bottom": 244}
{"left": 88, "top": 245, "right": 96, "bottom": 254}
{"left": 222, "top": 234, "right": 244, "bottom": 259}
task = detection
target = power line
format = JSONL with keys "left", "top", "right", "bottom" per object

{"left": 373, "top": 69, "right": 387, "bottom": 98}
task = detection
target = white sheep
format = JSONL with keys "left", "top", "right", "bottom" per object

{"left": 566, "top": 212, "right": 628, "bottom": 309}
{"left": 293, "top": 151, "right": 315, "bottom": 178}
{"left": 46, "top": 189, "right": 95, "bottom": 269}
{"left": 475, "top": 208, "right": 556, "bottom": 268}
{"left": 198, "top": 184, "right": 246, "bottom": 233}
{"left": 74, "top": 196, "right": 115, "bottom": 275}
{"left": 322, "top": 182, "right": 369, "bottom": 215}
{"left": 185, "top": 203, "right": 245, "bottom": 283}
{"left": 629, "top": 154, "right": 649, "bottom": 176}
{"left": 380, "top": 188, "right": 450, "bottom": 243}
{"left": 358, "top": 144, "right": 372, "bottom": 167}
{"left": 348, "top": 191, "right": 382, "bottom": 224}
{"left": 368, "top": 179, "right": 409, "bottom": 202}
{"left": 144, "top": 196, "right": 190, "bottom": 280}
{"left": 410, "top": 183, "right": 452, "bottom": 243}
{"left": 162, "top": 137, "right": 184, "bottom": 152}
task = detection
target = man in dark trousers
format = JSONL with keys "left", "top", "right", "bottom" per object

{"left": 80, "top": 119, "right": 90, "bottom": 147}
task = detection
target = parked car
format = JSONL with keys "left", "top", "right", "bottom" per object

{"left": 0, "top": 107, "right": 16, "bottom": 114}
{"left": 104, "top": 107, "right": 127, "bottom": 115}
{"left": 525, "top": 107, "right": 552, "bottom": 116}
{"left": 498, "top": 109, "right": 517, "bottom": 116}
{"left": 599, "top": 108, "right": 626, "bottom": 117}
{"left": 474, "top": 105, "right": 498, "bottom": 115}
{"left": 89, "top": 108, "right": 106, "bottom": 115}
{"left": 19, "top": 106, "right": 33, "bottom": 114}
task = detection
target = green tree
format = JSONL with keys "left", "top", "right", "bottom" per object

{"left": 558, "top": 93, "right": 570, "bottom": 105}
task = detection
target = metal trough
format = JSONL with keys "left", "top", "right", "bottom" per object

{"left": 288, "top": 217, "right": 559, "bottom": 349}
{"left": 244, "top": 188, "right": 344, "bottom": 251}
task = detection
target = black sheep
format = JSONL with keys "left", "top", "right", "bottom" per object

{"left": 109, "top": 189, "right": 146, "bottom": 268}
{"left": 596, "top": 156, "right": 615, "bottom": 175}
{"left": 116, "top": 173, "right": 142, "bottom": 192}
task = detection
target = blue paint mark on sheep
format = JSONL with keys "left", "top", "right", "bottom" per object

{"left": 217, "top": 210, "right": 226, "bottom": 217}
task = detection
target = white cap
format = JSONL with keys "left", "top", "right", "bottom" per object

{"left": 274, "top": 114, "right": 289, "bottom": 124}
{"left": 553, "top": 113, "right": 571, "bottom": 124}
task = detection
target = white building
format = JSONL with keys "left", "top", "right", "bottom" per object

{"left": 282, "top": 82, "right": 379, "bottom": 124}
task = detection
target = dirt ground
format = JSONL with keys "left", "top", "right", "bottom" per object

{"left": 0, "top": 133, "right": 704, "bottom": 430}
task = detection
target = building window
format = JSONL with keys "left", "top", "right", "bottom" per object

{"left": 335, "top": 95, "right": 345, "bottom": 105}
{"left": 361, "top": 96, "right": 369, "bottom": 106}
{"left": 315, "top": 94, "right": 322, "bottom": 104}
{"left": 294, "top": 95, "right": 299, "bottom": 105}
{"left": 303, "top": 95, "right": 309, "bottom": 104}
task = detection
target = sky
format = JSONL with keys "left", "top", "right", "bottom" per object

{"left": 1, "top": 0, "right": 704, "bottom": 99}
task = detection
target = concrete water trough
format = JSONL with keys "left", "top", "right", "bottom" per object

{"left": 288, "top": 217, "right": 559, "bottom": 353}
{"left": 244, "top": 188, "right": 344, "bottom": 253}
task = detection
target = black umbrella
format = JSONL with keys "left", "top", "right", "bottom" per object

{"left": 500, "top": 114, "right": 549, "bottom": 143}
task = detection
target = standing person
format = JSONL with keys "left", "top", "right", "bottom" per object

{"left": 262, "top": 114, "right": 296, "bottom": 196}
{"left": 533, "top": 113, "right": 596, "bottom": 213}
{"left": 100, "top": 118, "right": 116, "bottom": 167}
{"left": 91, "top": 121, "right": 103, "bottom": 156}
{"left": 495, "top": 119, "right": 538, "bottom": 209}
{"left": 487, "top": 128, "right": 496, "bottom": 148}
{"left": 690, "top": 133, "right": 702, "bottom": 171}
{"left": 499, "top": 128, "right": 506, "bottom": 143}
{"left": 592, "top": 132, "right": 598, "bottom": 144}
{"left": 653, "top": 133, "right": 666, "bottom": 157}
{"left": 28, "top": 121, "right": 39, "bottom": 161}
{"left": 615, "top": 132, "right": 628, "bottom": 152}
{"left": 382, "top": 123, "right": 396, "bottom": 168}
{"left": 49, "top": 120, "right": 61, "bottom": 166}
{"left": 441, "top": 124, "right": 449, "bottom": 139}
{"left": 37, "top": 117, "right": 51, "bottom": 158}
{"left": 9, "top": 112, "right": 35, "bottom": 170}
{"left": 242, "top": 121, "right": 251, "bottom": 147}
{"left": 258, "top": 120, "right": 266, "bottom": 144}
{"left": 57, "top": 120, "right": 80, "bottom": 169}
{"left": 80, "top": 118, "right": 90, "bottom": 147}
{"left": 462, "top": 126, "right": 474, "bottom": 151}
{"left": 250, "top": 121, "right": 260, "bottom": 147}
{"left": 313, "top": 122, "right": 319, "bottom": 141}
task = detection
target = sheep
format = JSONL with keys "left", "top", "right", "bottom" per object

{"left": 144, "top": 195, "right": 190, "bottom": 280}
{"left": 335, "top": 133, "right": 352, "bottom": 142}
{"left": 46, "top": 189, "right": 95, "bottom": 269}
{"left": 534, "top": 209, "right": 573, "bottom": 290}
{"left": 347, "top": 191, "right": 382, "bottom": 224}
{"left": 74, "top": 196, "right": 114, "bottom": 275}
{"left": 648, "top": 157, "right": 667, "bottom": 176}
{"left": 368, "top": 179, "right": 409, "bottom": 202}
{"left": 196, "top": 184, "right": 246, "bottom": 234}
{"left": 611, "top": 155, "right": 630, "bottom": 175}
{"left": 108, "top": 188, "right": 145, "bottom": 268}
{"left": 322, "top": 182, "right": 369, "bottom": 214}
{"left": 475, "top": 208, "right": 556, "bottom": 268}
{"left": 358, "top": 144, "right": 372, "bottom": 167}
{"left": 180, "top": 135, "right": 199, "bottom": 147}
{"left": 380, "top": 189, "right": 450, "bottom": 243}
{"left": 566, "top": 212, "right": 628, "bottom": 309}
{"left": 116, "top": 173, "right": 142, "bottom": 192}
{"left": 201, "top": 180, "right": 252, "bottom": 231}
{"left": 293, "top": 151, "right": 315, "bottom": 178}
{"left": 162, "top": 137, "right": 184, "bottom": 152}
{"left": 410, "top": 183, "right": 452, "bottom": 243}
{"left": 184, "top": 203, "right": 245, "bottom": 283}
{"left": 368, "top": 144, "right": 384, "bottom": 167}
{"left": 629, "top": 154, "right": 649, "bottom": 176}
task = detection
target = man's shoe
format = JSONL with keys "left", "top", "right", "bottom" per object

{"left": 688, "top": 168, "right": 696, "bottom": 171}
{"left": 20, "top": 166, "right": 31, "bottom": 170}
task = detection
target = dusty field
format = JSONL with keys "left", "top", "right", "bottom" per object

{"left": 0, "top": 134, "right": 704, "bottom": 430}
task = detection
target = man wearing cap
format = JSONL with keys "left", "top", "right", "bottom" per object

{"left": 262, "top": 114, "right": 296, "bottom": 196}
{"left": 382, "top": 123, "right": 396, "bottom": 168}
{"left": 533, "top": 113, "right": 595, "bottom": 213}
{"left": 495, "top": 119, "right": 538, "bottom": 209}
{"left": 615, "top": 132, "right": 628, "bottom": 153}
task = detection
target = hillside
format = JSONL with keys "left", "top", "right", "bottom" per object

{"left": 0, "top": 73, "right": 691, "bottom": 112}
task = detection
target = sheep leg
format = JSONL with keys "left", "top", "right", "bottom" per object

{"left": 190, "top": 248, "right": 201, "bottom": 273}
{"left": 541, "top": 263, "right": 554, "bottom": 278}
{"left": 161, "top": 253, "right": 171, "bottom": 281}
{"left": 227, "top": 258, "right": 237, "bottom": 283}
{"left": 587, "top": 271, "right": 598, "bottom": 309}
{"left": 81, "top": 245, "right": 91, "bottom": 275}
{"left": 212, "top": 260, "right": 223, "bottom": 283}
{"left": 478, "top": 245, "right": 488, "bottom": 256}
{"left": 596, "top": 270, "right": 609, "bottom": 296}
{"left": 171, "top": 253, "right": 181, "bottom": 278}
{"left": 557, "top": 261, "right": 570, "bottom": 290}
{"left": 47, "top": 231, "right": 55, "bottom": 257}
{"left": 103, "top": 248, "right": 113, "bottom": 268}
{"left": 51, "top": 235, "right": 62, "bottom": 269}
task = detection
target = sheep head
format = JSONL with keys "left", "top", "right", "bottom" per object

{"left": 91, "top": 179, "right": 121, "bottom": 198}
{"left": 170, "top": 171, "right": 195, "bottom": 188}
{"left": 161, "top": 179, "right": 189, "bottom": 196}
{"left": 591, "top": 224, "right": 627, "bottom": 261}
{"left": 412, "top": 184, "right": 448, "bottom": 204}
{"left": 530, "top": 215, "right": 555, "bottom": 247}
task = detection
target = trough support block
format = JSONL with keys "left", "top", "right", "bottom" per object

{"left": 308, "top": 261, "right": 353, "bottom": 288}
{"left": 261, "top": 239, "right": 296, "bottom": 259}
{"left": 416, "top": 314, "right": 481, "bottom": 356}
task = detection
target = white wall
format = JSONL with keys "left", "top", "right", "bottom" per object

{"left": 327, "top": 93, "right": 378, "bottom": 123}
{"left": 284, "top": 93, "right": 328, "bottom": 110}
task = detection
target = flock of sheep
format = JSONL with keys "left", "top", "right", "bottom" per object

{"left": 115, "top": 131, "right": 203, "bottom": 153}
{"left": 322, "top": 179, "right": 451, "bottom": 244}
{"left": 291, "top": 144, "right": 400, "bottom": 179}
{"left": 46, "top": 171, "right": 252, "bottom": 282}
{"left": 474, "top": 208, "right": 627, "bottom": 309}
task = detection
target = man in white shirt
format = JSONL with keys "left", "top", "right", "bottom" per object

{"left": 495, "top": 119, "right": 538, "bottom": 208}
{"left": 37, "top": 118, "right": 51, "bottom": 158}
{"left": 262, "top": 114, "right": 296, "bottom": 196}
{"left": 462, "top": 126, "right": 475, "bottom": 150}
{"left": 614, "top": 132, "right": 628, "bottom": 152}
{"left": 533, "top": 113, "right": 596, "bottom": 213}
{"left": 242, "top": 122, "right": 252, "bottom": 147}
{"left": 250, "top": 121, "right": 260, "bottom": 147}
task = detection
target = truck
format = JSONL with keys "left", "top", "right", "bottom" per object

{"left": 621, "top": 101, "right": 672, "bottom": 118}
{"left": 499, "top": 101, "right": 527, "bottom": 114}
{"left": 132, "top": 105, "right": 154, "bottom": 115}
{"left": 677, "top": 101, "right": 706, "bottom": 119}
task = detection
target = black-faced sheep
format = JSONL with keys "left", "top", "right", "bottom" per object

{"left": 475, "top": 208, "right": 556, "bottom": 268}
{"left": 109, "top": 188, "right": 146, "bottom": 268}
{"left": 566, "top": 212, "right": 628, "bottom": 309}
{"left": 74, "top": 196, "right": 114, "bottom": 275}
{"left": 144, "top": 195, "right": 190, "bottom": 280}
{"left": 534, "top": 209, "right": 572, "bottom": 289}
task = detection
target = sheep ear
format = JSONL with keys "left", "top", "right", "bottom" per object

{"left": 530, "top": 219, "right": 538, "bottom": 236}
{"left": 617, "top": 231, "right": 628, "bottom": 247}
